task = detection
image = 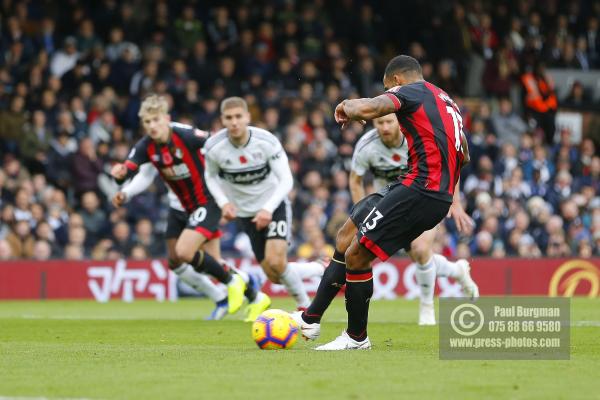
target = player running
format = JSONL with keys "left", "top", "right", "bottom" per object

{"left": 316, "top": 55, "right": 473, "bottom": 350}
{"left": 111, "top": 94, "right": 270, "bottom": 320}
{"left": 204, "top": 97, "right": 322, "bottom": 313}
{"left": 291, "top": 114, "right": 478, "bottom": 337}
{"left": 113, "top": 162, "right": 231, "bottom": 320}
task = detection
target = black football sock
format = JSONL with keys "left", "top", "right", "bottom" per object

{"left": 303, "top": 249, "right": 347, "bottom": 324}
{"left": 345, "top": 268, "right": 373, "bottom": 342}
{"left": 244, "top": 279, "right": 258, "bottom": 302}
{"left": 191, "top": 251, "right": 233, "bottom": 284}
{"left": 225, "top": 262, "right": 257, "bottom": 302}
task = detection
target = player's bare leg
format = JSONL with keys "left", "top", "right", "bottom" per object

{"left": 291, "top": 218, "right": 357, "bottom": 339}
{"left": 316, "top": 237, "right": 374, "bottom": 350}
{"left": 262, "top": 238, "right": 310, "bottom": 310}
{"left": 176, "top": 229, "right": 246, "bottom": 314}
{"left": 202, "top": 237, "right": 221, "bottom": 260}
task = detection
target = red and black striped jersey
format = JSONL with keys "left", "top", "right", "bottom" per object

{"left": 384, "top": 81, "right": 465, "bottom": 202}
{"left": 122, "top": 123, "right": 213, "bottom": 213}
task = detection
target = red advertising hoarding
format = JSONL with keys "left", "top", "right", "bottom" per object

{"left": 0, "top": 258, "right": 599, "bottom": 301}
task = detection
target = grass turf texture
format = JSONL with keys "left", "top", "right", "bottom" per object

{"left": 1, "top": 298, "right": 599, "bottom": 400}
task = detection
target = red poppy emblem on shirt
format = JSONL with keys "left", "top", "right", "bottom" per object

{"left": 162, "top": 149, "right": 173, "bottom": 165}
{"left": 239, "top": 155, "right": 247, "bottom": 164}
{"left": 392, "top": 153, "right": 401, "bottom": 162}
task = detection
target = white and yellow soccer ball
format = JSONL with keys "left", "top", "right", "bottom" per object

{"left": 252, "top": 309, "right": 299, "bottom": 350}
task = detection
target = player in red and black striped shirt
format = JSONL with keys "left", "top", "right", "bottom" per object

{"left": 111, "top": 95, "right": 248, "bottom": 315}
{"left": 119, "top": 123, "right": 212, "bottom": 217}
{"left": 317, "top": 55, "right": 472, "bottom": 350}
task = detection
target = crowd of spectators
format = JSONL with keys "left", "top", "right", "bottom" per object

{"left": 0, "top": 0, "right": 599, "bottom": 262}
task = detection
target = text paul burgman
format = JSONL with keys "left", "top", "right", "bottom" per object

{"left": 494, "top": 306, "right": 560, "bottom": 318}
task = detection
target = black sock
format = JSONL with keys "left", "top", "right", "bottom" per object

{"left": 191, "top": 251, "right": 233, "bottom": 284}
{"left": 224, "top": 261, "right": 257, "bottom": 302}
{"left": 303, "top": 249, "right": 346, "bottom": 324}
{"left": 244, "top": 276, "right": 258, "bottom": 302}
{"left": 345, "top": 268, "right": 373, "bottom": 342}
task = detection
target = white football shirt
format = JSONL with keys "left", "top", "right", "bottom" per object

{"left": 204, "top": 126, "right": 293, "bottom": 217}
{"left": 351, "top": 128, "right": 409, "bottom": 190}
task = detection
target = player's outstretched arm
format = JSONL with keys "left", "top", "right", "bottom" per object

{"left": 111, "top": 163, "right": 156, "bottom": 208}
{"left": 120, "top": 163, "right": 157, "bottom": 201}
{"left": 335, "top": 95, "right": 397, "bottom": 127}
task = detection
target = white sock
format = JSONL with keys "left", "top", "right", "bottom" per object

{"left": 415, "top": 257, "right": 436, "bottom": 305}
{"left": 280, "top": 265, "right": 311, "bottom": 309}
{"left": 288, "top": 261, "right": 325, "bottom": 280}
{"left": 433, "top": 254, "right": 461, "bottom": 278}
{"left": 173, "top": 264, "right": 227, "bottom": 303}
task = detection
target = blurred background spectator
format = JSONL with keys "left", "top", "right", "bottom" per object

{"left": 0, "top": 0, "right": 599, "bottom": 261}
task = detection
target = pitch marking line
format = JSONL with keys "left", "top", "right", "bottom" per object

{"left": 0, "top": 396, "right": 95, "bottom": 400}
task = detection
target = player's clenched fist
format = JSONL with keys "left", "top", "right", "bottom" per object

{"left": 252, "top": 209, "right": 272, "bottom": 230}
{"left": 110, "top": 163, "right": 128, "bottom": 180}
{"left": 448, "top": 202, "right": 475, "bottom": 235}
{"left": 112, "top": 192, "right": 127, "bottom": 208}
{"left": 221, "top": 203, "right": 237, "bottom": 221}
{"left": 334, "top": 101, "right": 349, "bottom": 125}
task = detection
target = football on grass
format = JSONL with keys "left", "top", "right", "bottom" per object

{"left": 252, "top": 309, "right": 299, "bottom": 350}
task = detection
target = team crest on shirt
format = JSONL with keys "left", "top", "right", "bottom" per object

{"left": 392, "top": 153, "right": 402, "bottom": 162}
{"left": 239, "top": 155, "right": 248, "bottom": 164}
{"left": 438, "top": 92, "right": 458, "bottom": 108}
{"left": 151, "top": 154, "right": 160, "bottom": 162}
{"left": 162, "top": 152, "right": 173, "bottom": 164}
{"left": 174, "top": 148, "right": 183, "bottom": 159}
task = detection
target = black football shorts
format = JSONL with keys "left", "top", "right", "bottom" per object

{"left": 165, "top": 201, "right": 222, "bottom": 240}
{"left": 356, "top": 183, "right": 451, "bottom": 261}
{"left": 237, "top": 201, "right": 291, "bottom": 262}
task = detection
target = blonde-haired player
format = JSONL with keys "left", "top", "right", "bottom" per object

{"left": 112, "top": 94, "right": 270, "bottom": 320}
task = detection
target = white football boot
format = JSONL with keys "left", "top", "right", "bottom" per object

{"left": 315, "top": 331, "right": 371, "bottom": 351}
{"left": 290, "top": 311, "right": 321, "bottom": 340}
{"left": 456, "top": 259, "right": 479, "bottom": 300}
{"left": 418, "top": 302, "right": 436, "bottom": 325}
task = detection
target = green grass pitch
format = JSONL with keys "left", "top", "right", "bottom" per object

{"left": 1, "top": 298, "right": 599, "bottom": 400}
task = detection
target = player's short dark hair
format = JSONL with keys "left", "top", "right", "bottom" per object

{"left": 384, "top": 55, "right": 422, "bottom": 78}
